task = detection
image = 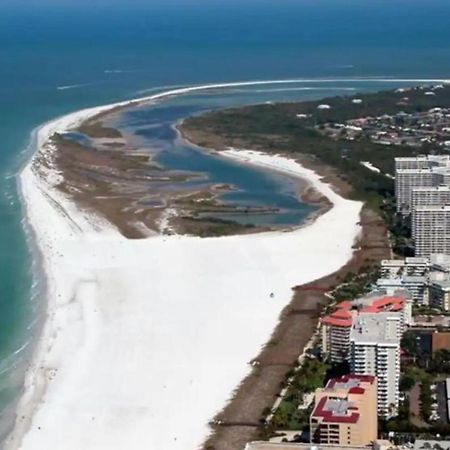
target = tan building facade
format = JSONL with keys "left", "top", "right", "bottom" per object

{"left": 310, "top": 374, "right": 378, "bottom": 446}
{"left": 432, "top": 332, "right": 450, "bottom": 353}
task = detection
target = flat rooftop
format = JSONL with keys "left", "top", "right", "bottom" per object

{"left": 319, "top": 397, "right": 354, "bottom": 419}
{"left": 431, "top": 253, "right": 450, "bottom": 267}
{"left": 382, "top": 257, "right": 430, "bottom": 266}
{"left": 377, "top": 276, "right": 426, "bottom": 284}
{"left": 429, "top": 278, "right": 450, "bottom": 289}
{"left": 350, "top": 313, "right": 401, "bottom": 345}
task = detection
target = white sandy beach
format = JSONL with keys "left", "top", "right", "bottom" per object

{"left": 8, "top": 83, "right": 363, "bottom": 450}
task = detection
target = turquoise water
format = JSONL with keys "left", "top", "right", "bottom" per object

{"left": 2, "top": 0, "right": 450, "bottom": 439}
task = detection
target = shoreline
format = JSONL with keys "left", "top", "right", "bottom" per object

{"left": 199, "top": 203, "right": 390, "bottom": 450}
{"left": 7, "top": 85, "right": 364, "bottom": 450}
{"left": 174, "top": 121, "right": 333, "bottom": 232}
{"left": 175, "top": 121, "right": 391, "bottom": 450}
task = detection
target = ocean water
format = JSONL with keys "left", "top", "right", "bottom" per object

{"left": 2, "top": 0, "right": 450, "bottom": 440}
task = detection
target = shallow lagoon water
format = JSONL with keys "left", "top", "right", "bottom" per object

{"left": 114, "top": 91, "right": 318, "bottom": 227}
{"left": 112, "top": 84, "right": 387, "bottom": 227}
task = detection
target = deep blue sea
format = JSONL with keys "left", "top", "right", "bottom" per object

{"left": 2, "top": 0, "right": 450, "bottom": 440}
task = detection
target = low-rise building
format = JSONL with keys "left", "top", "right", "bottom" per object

{"left": 430, "top": 253, "right": 450, "bottom": 272}
{"left": 432, "top": 332, "right": 450, "bottom": 353}
{"left": 376, "top": 276, "right": 427, "bottom": 305}
{"left": 380, "top": 257, "right": 430, "bottom": 278}
{"left": 378, "top": 254, "right": 450, "bottom": 311}
{"left": 428, "top": 272, "right": 450, "bottom": 311}
{"left": 310, "top": 375, "right": 378, "bottom": 446}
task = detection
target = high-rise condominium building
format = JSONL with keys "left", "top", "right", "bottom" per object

{"left": 395, "top": 155, "right": 450, "bottom": 171}
{"left": 395, "top": 169, "right": 437, "bottom": 214}
{"left": 412, "top": 205, "right": 450, "bottom": 256}
{"left": 321, "top": 291, "right": 411, "bottom": 364}
{"left": 395, "top": 156, "right": 450, "bottom": 214}
{"left": 350, "top": 314, "right": 401, "bottom": 417}
{"left": 411, "top": 185, "right": 450, "bottom": 211}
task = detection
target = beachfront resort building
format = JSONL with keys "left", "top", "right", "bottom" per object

{"left": 395, "top": 155, "right": 450, "bottom": 171}
{"left": 411, "top": 185, "right": 450, "bottom": 211}
{"left": 321, "top": 291, "right": 411, "bottom": 364}
{"left": 321, "top": 308, "right": 353, "bottom": 364}
{"left": 412, "top": 205, "right": 450, "bottom": 256}
{"left": 395, "top": 156, "right": 450, "bottom": 214}
{"left": 379, "top": 254, "right": 450, "bottom": 309}
{"left": 376, "top": 276, "right": 427, "bottom": 305}
{"left": 394, "top": 156, "right": 450, "bottom": 256}
{"left": 350, "top": 314, "right": 401, "bottom": 417}
{"left": 310, "top": 375, "right": 378, "bottom": 446}
{"left": 395, "top": 169, "right": 437, "bottom": 214}
{"left": 380, "top": 257, "right": 430, "bottom": 278}
{"left": 430, "top": 253, "right": 450, "bottom": 272}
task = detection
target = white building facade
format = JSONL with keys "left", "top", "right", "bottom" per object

{"left": 395, "top": 156, "right": 450, "bottom": 214}
{"left": 412, "top": 205, "right": 450, "bottom": 256}
{"left": 350, "top": 314, "right": 401, "bottom": 417}
{"left": 411, "top": 185, "right": 450, "bottom": 210}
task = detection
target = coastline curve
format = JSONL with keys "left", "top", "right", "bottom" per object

{"left": 7, "top": 79, "right": 366, "bottom": 449}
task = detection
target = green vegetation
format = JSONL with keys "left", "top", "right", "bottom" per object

{"left": 182, "top": 85, "right": 450, "bottom": 438}
{"left": 271, "top": 357, "right": 328, "bottom": 430}
{"left": 413, "top": 305, "right": 450, "bottom": 316}
{"left": 380, "top": 397, "right": 412, "bottom": 433}
{"left": 401, "top": 366, "right": 429, "bottom": 384}
{"left": 182, "top": 86, "right": 450, "bottom": 254}
{"left": 401, "top": 332, "right": 423, "bottom": 359}
{"left": 183, "top": 86, "right": 450, "bottom": 182}
{"left": 429, "top": 349, "right": 450, "bottom": 374}
{"left": 77, "top": 122, "right": 123, "bottom": 139}
{"left": 382, "top": 199, "right": 414, "bottom": 256}
{"left": 331, "top": 264, "right": 381, "bottom": 301}
{"left": 399, "top": 375, "right": 416, "bottom": 392}
{"left": 177, "top": 216, "right": 256, "bottom": 237}
{"left": 184, "top": 101, "right": 398, "bottom": 203}
{"left": 420, "top": 379, "right": 433, "bottom": 421}
{"left": 402, "top": 329, "right": 450, "bottom": 374}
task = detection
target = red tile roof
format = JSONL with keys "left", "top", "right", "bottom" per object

{"left": 320, "top": 308, "right": 352, "bottom": 327}
{"left": 326, "top": 374, "right": 375, "bottom": 389}
{"left": 312, "top": 396, "right": 360, "bottom": 424}
{"left": 320, "top": 316, "right": 353, "bottom": 327}
{"left": 349, "top": 386, "right": 365, "bottom": 395}
{"left": 321, "top": 295, "right": 405, "bottom": 326}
